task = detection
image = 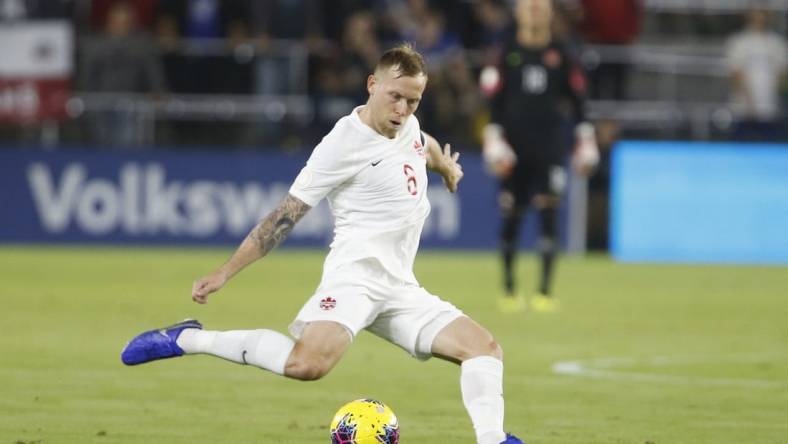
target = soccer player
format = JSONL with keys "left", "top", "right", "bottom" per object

{"left": 480, "top": 0, "right": 598, "bottom": 313}
{"left": 121, "top": 44, "right": 524, "bottom": 444}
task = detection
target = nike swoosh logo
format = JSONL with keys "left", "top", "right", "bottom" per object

{"left": 242, "top": 350, "right": 248, "bottom": 365}
{"left": 371, "top": 159, "right": 383, "bottom": 166}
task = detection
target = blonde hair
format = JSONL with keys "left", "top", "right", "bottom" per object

{"left": 375, "top": 43, "right": 427, "bottom": 78}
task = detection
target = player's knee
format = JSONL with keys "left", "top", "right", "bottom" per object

{"left": 462, "top": 338, "right": 503, "bottom": 362}
{"left": 538, "top": 236, "right": 557, "bottom": 253}
{"left": 532, "top": 194, "right": 559, "bottom": 209}
{"left": 498, "top": 190, "right": 516, "bottom": 215}
{"left": 488, "top": 340, "right": 504, "bottom": 361}
{"left": 285, "top": 355, "right": 332, "bottom": 381}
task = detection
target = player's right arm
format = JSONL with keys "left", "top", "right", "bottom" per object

{"left": 479, "top": 46, "right": 517, "bottom": 179}
{"left": 192, "top": 118, "right": 356, "bottom": 304}
{"left": 191, "top": 193, "right": 311, "bottom": 304}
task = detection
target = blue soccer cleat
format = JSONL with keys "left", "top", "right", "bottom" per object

{"left": 501, "top": 433, "right": 525, "bottom": 444}
{"left": 121, "top": 319, "right": 202, "bottom": 366}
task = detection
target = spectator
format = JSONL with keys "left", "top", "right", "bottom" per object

{"left": 411, "top": 9, "right": 463, "bottom": 69}
{"left": 726, "top": 8, "right": 788, "bottom": 141}
{"left": 250, "top": 0, "right": 323, "bottom": 95}
{"left": 157, "top": 0, "right": 250, "bottom": 48}
{"left": 377, "top": 0, "right": 431, "bottom": 43}
{"left": 572, "top": 0, "right": 642, "bottom": 100}
{"left": 80, "top": 1, "right": 165, "bottom": 148}
{"left": 90, "top": 0, "right": 157, "bottom": 32}
{"left": 409, "top": 9, "right": 478, "bottom": 143}
{"left": 337, "top": 10, "right": 382, "bottom": 101}
{"left": 312, "top": 10, "right": 382, "bottom": 137}
{"left": 0, "top": 0, "right": 74, "bottom": 21}
{"left": 315, "top": 0, "right": 371, "bottom": 43}
{"left": 251, "top": 0, "right": 323, "bottom": 45}
{"left": 156, "top": 0, "right": 252, "bottom": 94}
{"left": 472, "top": 0, "right": 513, "bottom": 56}
{"left": 432, "top": 0, "right": 480, "bottom": 50}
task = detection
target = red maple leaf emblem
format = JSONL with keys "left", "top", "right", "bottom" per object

{"left": 319, "top": 297, "right": 337, "bottom": 310}
{"left": 413, "top": 140, "right": 425, "bottom": 157}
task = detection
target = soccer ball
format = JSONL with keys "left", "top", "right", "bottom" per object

{"left": 329, "top": 398, "right": 399, "bottom": 444}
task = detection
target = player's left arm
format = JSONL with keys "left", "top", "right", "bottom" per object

{"left": 564, "top": 54, "right": 600, "bottom": 177}
{"left": 423, "top": 131, "right": 464, "bottom": 193}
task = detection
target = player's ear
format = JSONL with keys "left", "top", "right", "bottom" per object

{"left": 367, "top": 74, "right": 377, "bottom": 95}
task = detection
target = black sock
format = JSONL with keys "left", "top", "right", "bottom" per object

{"left": 538, "top": 207, "right": 558, "bottom": 296}
{"left": 501, "top": 211, "right": 522, "bottom": 295}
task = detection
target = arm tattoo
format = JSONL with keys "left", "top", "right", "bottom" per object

{"left": 247, "top": 194, "right": 311, "bottom": 256}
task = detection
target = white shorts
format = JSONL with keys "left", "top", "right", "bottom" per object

{"left": 288, "top": 277, "right": 464, "bottom": 360}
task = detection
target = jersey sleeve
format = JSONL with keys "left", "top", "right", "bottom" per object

{"left": 289, "top": 128, "right": 361, "bottom": 207}
{"left": 562, "top": 46, "right": 588, "bottom": 123}
{"left": 481, "top": 49, "right": 508, "bottom": 125}
{"left": 725, "top": 34, "right": 747, "bottom": 72}
{"left": 479, "top": 32, "right": 514, "bottom": 126}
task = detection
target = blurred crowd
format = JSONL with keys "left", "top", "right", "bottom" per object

{"left": 1, "top": 0, "right": 644, "bottom": 148}
{"left": 1, "top": 0, "right": 788, "bottom": 150}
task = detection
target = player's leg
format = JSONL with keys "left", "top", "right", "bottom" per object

{"left": 430, "top": 316, "right": 502, "bottom": 363}
{"left": 179, "top": 320, "right": 351, "bottom": 380}
{"left": 499, "top": 188, "right": 522, "bottom": 297}
{"left": 122, "top": 319, "right": 351, "bottom": 380}
{"left": 498, "top": 181, "right": 527, "bottom": 313}
{"left": 532, "top": 194, "right": 559, "bottom": 296}
{"left": 284, "top": 281, "right": 378, "bottom": 379}
{"left": 530, "top": 165, "right": 565, "bottom": 312}
{"left": 369, "top": 288, "right": 522, "bottom": 444}
{"left": 122, "top": 278, "right": 376, "bottom": 377}
{"left": 282, "top": 321, "right": 351, "bottom": 380}
{"left": 120, "top": 319, "right": 296, "bottom": 374}
{"left": 431, "top": 317, "right": 513, "bottom": 444}
{"left": 176, "top": 324, "right": 297, "bottom": 376}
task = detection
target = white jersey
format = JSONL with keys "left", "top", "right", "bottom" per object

{"left": 289, "top": 106, "right": 431, "bottom": 286}
{"left": 727, "top": 30, "right": 788, "bottom": 120}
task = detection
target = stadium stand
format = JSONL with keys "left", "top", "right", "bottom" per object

{"left": 2, "top": 0, "right": 786, "bottom": 149}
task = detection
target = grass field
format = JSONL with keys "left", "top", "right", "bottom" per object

{"left": 1, "top": 246, "right": 786, "bottom": 444}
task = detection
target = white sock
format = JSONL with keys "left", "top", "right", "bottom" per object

{"left": 461, "top": 356, "right": 507, "bottom": 444}
{"left": 177, "top": 329, "right": 295, "bottom": 375}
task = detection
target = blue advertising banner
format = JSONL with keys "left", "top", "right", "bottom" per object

{"left": 611, "top": 141, "right": 788, "bottom": 264}
{"left": 0, "top": 148, "right": 561, "bottom": 249}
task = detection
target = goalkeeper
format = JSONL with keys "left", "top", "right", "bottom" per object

{"left": 480, "top": 0, "right": 599, "bottom": 313}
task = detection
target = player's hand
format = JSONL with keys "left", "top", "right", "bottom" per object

{"left": 572, "top": 122, "right": 599, "bottom": 177}
{"left": 439, "top": 143, "right": 464, "bottom": 193}
{"left": 572, "top": 149, "right": 598, "bottom": 177}
{"left": 482, "top": 124, "right": 516, "bottom": 179}
{"left": 488, "top": 158, "right": 515, "bottom": 179}
{"left": 191, "top": 270, "right": 228, "bottom": 304}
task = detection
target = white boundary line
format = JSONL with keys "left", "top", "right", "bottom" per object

{"left": 552, "top": 353, "right": 788, "bottom": 389}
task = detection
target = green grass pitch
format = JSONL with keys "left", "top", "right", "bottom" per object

{"left": 1, "top": 246, "right": 786, "bottom": 443}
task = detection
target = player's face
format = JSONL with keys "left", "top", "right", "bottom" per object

{"left": 366, "top": 66, "right": 427, "bottom": 138}
{"left": 516, "top": 0, "right": 553, "bottom": 29}
{"left": 748, "top": 9, "right": 769, "bottom": 31}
